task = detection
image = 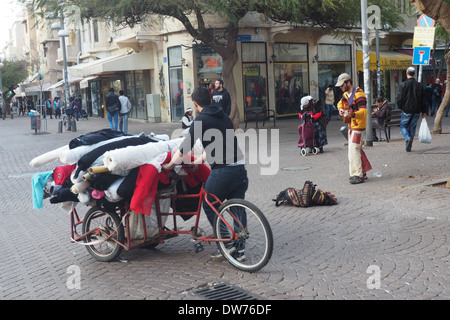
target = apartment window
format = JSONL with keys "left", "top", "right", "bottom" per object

{"left": 93, "top": 20, "right": 99, "bottom": 43}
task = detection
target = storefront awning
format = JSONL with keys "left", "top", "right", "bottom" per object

{"left": 80, "top": 76, "right": 99, "bottom": 89}
{"left": 47, "top": 80, "right": 64, "bottom": 91}
{"left": 24, "top": 82, "right": 52, "bottom": 94}
{"left": 69, "top": 50, "right": 154, "bottom": 78}
{"left": 356, "top": 50, "right": 413, "bottom": 72}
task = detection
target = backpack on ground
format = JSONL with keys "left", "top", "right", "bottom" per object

{"left": 273, "top": 181, "right": 315, "bottom": 207}
{"left": 273, "top": 180, "right": 337, "bottom": 208}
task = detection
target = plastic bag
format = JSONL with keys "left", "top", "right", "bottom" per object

{"left": 418, "top": 118, "right": 432, "bottom": 144}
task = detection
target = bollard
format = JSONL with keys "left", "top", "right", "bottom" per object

{"left": 71, "top": 118, "right": 77, "bottom": 132}
{"left": 58, "top": 120, "right": 63, "bottom": 133}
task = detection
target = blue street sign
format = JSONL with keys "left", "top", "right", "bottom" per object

{"left": 412, "top": 46, "right": 431, "bottom": 65}
{"left": 418, "top": 14, "right": 435, "bottom": 27}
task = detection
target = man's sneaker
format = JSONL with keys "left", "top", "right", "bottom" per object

{"left": 235, "top": 249, "right": 246, "bottom": 262}
{"left": 210, "top": 242, "right": 235, "bottom": 259}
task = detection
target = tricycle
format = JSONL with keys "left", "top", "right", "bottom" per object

{"left": 70, "top": 165, "right": 273, "bottom": 273}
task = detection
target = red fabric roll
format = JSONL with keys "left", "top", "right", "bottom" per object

{"left": 53, "top": 164, "right": 76, "bottom": 185}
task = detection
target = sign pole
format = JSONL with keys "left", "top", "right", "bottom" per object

{"left": 361, "top": 0, "right": 372, "bottom": 146}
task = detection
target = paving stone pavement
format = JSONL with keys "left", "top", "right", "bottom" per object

{"left": 0, "top": 113, "right": 449, "bottom": 300}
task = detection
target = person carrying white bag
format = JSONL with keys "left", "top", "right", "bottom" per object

{"left": 396, "top": 67, "right": 426, "bottom": 152}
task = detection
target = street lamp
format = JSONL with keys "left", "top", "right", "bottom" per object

{"left": 51, "top": 15, "right": 69, "bottom": 120}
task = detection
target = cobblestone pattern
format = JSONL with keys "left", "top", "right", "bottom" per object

{"left": 0, "top": 115, "right": 448, "bottom": 300}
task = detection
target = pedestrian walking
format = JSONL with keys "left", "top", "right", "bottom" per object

{"left": 118, "top": 90, "right": 132, "bottom": 133}
{"left": 396, "top": 67, "right": 426, "bottom": 152}
{"left": 431, "top": 79, "right": 442, "bottom": 116}
{"left": 18, "top": 99, "right": 24, "bottom": 116}
{"left": 53, "top": 97, "right": 62, "bottom": 119}
{"left": 71, "top": 96, "right": 82, "bottom": 120}
{"left": 105, "top": 88, "right": 120, "bottom": 130}
{"left": 336, "top": 73, "right": 372, "bottom": 184}
{"left": 45, "top": 98, "right": 53, "bottom": 119}
{"left": 211, "top": 79, "right": 232, "bottom": 116}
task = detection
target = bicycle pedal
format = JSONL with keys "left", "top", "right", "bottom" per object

{"left": 193, "top": 242, "right": 204, "bottom": 253}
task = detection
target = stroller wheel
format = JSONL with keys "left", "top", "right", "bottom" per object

{"left": 312, "top": 147, "right": 319, "bottom": 155}
{"left": 300, "top": 148, "right": 307, "bottom": 156}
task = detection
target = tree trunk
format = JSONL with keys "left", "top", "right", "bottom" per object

{"left": 432, "top": 52, "right": 450, "bottom": 134}
{"left": 222, "top": 52, "right": 240, "bottom": 129}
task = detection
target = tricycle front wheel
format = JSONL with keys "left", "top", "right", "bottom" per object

{"left": 82, "top": 206, "right": 125, "bottom": 262}
{"left": 214, "top": 199, "right": 273, "bottom": 273}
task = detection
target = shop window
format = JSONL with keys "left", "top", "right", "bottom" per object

{"left": 273, "top": 43, "right": 309, "bottom": 116}
{"left": 195, "top": 43, "right": 223, "bottom": 87}
{"left": 89, "top": 81, "right": 102, "bottom": 117}
{"left": 125, "top": 71, "right": 147, "bottom": 119}
{"left": 242, "top": 42, "right": 268, "bottom": 113}
{"left": 317, "top": 44, "right": 352, "bottom": 108}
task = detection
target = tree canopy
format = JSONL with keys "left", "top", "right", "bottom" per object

{"left": 1, "top": 59, "right": 28, "bottom": 97}
{"left": 23, "top": 0, "right": 407, "bottom": 127}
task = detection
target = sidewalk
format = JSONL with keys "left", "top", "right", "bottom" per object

{"left": 0, "top": 113, "right": 449, "bottom": 300}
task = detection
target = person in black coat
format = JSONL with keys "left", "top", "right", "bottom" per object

{"left": 105, "top": 88, "right": 120, "bottom": 130}
{"left": 396, "top": 67, "right": 426, "bottom": 152}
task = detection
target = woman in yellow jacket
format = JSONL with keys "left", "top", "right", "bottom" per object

{"left": 336, "top": 73, "right": 372, "bottom": 184}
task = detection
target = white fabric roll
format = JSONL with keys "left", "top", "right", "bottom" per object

{"left": 102, "top": 138, "right": 184, "bottom": 172}
{"left": 70, "top": 181, "right": 90, "bottom": 194}
{"left": 59, "top": 135, "right": 139, "bottom": 164}
{"left": 104, "top": 177, "right": 124, "bottom": 203}
{"left": 29, "top": 145, "right": 69, "bottom": 167}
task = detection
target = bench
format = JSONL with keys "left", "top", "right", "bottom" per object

{"left": 244, "top": 107, "right": 276, "bottom": 129}
{"left": 373, "top": 109, "right": 402, "bottom": 143}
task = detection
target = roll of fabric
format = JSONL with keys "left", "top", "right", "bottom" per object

{"left": 116, "top": 167, "right": 139, "bottom": 199}
{"left": 91, "top": 189, "right": 105, "bottom": 199}
{"left": 73, "top": 136, "right": 154, "bottom": 178}
{"left": 53, "top": 164, "right": 76, "bottom": 185}
{"left": 70, "top": 181, "right": 90, "bottom": 194}
{"left": 77, "top": 189, "right": 91, "bottom": 205}
{"left": 60, "top": 135, "right": 141, "bottom": 165}
{"left": 102, "top": 138, "right": 183, "bottom": 172}
{"left": 104, "top": 177, "right": 125, "bottom": 203}
{"left": 29, "top": 145, "right": 69, "bottom": 167}
{"left": 69, "top": 128, "right": 129, "bottom": 149}
{"left": 49, "top": 188, "right": 80, "bottom": 204}
{"left": 89, "top": 173, "right": 123, "bottom": 190}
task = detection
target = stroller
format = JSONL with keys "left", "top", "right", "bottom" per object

{"left": 298, "top": 112, "right": 319, "bottom": 156}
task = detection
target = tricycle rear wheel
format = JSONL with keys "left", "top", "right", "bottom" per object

{"left": 82, "top": 206, "right": 125, "bottom": 262}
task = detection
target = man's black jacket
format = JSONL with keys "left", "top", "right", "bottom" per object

{"left": 396, "top": 78, "right": 425, "bottom": 114}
